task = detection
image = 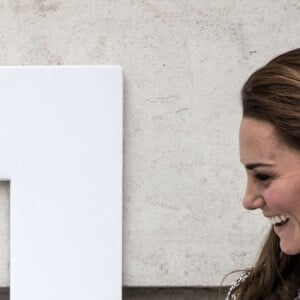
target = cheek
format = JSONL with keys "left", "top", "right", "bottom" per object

{"left": 263, "top": 189, "right": 282, "bottom": 210}
{"left": 263, "top": 185, "right": 300, "bottom": 212}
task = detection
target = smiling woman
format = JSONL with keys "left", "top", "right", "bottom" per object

{"left": 240, "top": 118, "right": 300, "bottom": 255}
{"left": 226, "top": 49, "right": 300, "bottom": 300}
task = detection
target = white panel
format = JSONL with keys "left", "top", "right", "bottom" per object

{"left": 0, "top": 66, "right": 123, "bottom": 299}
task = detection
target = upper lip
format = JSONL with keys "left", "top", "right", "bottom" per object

{"left": 263, "top": 213, "right": 289, "bottom": 218}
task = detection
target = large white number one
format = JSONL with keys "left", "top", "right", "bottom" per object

{"left": 0, "top": 66, "right": 123, "bottom": 300}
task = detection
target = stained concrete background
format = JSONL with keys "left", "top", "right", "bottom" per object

{"left": 0, "top": 0, "right": 299, "bottom": 293}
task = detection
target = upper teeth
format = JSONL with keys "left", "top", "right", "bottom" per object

{"left": 268, "top": 215, "right": 289, "bottom": 225}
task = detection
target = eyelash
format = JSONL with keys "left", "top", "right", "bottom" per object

{"left": 255, "top": 173, "right": 271, "bottom": 181}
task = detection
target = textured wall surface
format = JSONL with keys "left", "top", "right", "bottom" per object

{"left": 0, "top": 0, "right": 300, "bottom": 288}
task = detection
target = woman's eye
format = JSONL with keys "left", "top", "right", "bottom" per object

{"left": 255, "top": 174, "right": 270, "bottom": 181}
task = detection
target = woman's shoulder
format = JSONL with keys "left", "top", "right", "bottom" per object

{"left": 225, "top": 271, "right": 300, "bottom": 300}
{"left": 225, "top": 271, "right": 250, "bottom": 300}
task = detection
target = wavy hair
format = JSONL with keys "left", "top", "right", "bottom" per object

{"left": 229, "top": 48, "right": 300, "bottom": 299}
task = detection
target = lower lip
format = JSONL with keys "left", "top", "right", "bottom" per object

{"left": 273, "top": 220, "right": 290, "bottom": 234}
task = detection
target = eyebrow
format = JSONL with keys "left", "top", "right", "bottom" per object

{"left": 245, "top": 163, "right": 274, "bottom": 170}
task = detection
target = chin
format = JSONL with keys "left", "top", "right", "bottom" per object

{"left": 280, "top": 242, "right": 300, "bottom": 255}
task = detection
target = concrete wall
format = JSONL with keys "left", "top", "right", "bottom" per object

{"left": 0, "top": 0, "right": 299, "bottom": 289}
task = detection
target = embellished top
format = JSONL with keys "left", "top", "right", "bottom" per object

{"left": 226, "top": 272, "right": 300, "bottom": 300}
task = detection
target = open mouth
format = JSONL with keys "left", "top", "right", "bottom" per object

{"left": 269, "top": 215, "right": 290, "bottom": 227}
{"left": 274, "top": 219, "right": 289, "bottom": 227}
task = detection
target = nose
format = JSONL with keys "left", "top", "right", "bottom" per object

{"left": 242, "top": 180, "right": 265, "bottom": 210}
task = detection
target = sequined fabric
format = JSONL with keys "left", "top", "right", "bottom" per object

{"left": 225, "top": 272, "right": 249, "bottom": 300}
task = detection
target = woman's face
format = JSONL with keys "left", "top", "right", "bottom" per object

{"left": 239, "top": 117, "right": 300, "bottom": 255}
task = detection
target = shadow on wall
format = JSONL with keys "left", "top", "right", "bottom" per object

{"left": 0, "top": 287, "right": 229, "bottom": 299}
{"left": 0, "top": 288, "right": 9, "bottom": 300}
{"left": 123, "top": 287, "right": 229, "bottom": 300}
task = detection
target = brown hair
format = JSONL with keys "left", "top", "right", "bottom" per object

{"left": 229, "top": 49, "right": 300, "bottom": 299}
